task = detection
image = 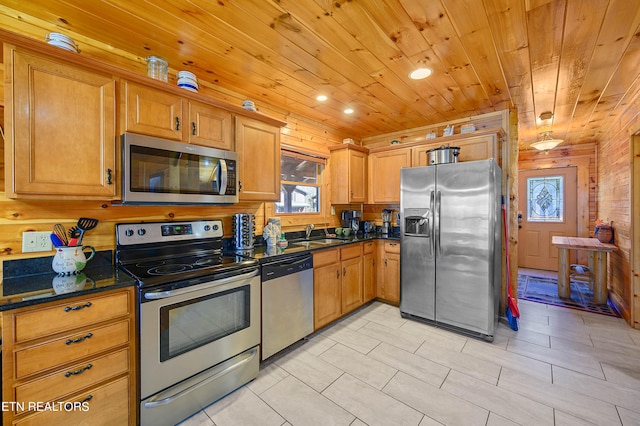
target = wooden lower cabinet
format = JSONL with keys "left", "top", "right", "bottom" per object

{"left": 1, "top": 287, "right": 137, "bottom": 425}
{"left": 340, "top": 245, "right": 363, "bottom": 314}
{"left": 378, "top": 241, "right": 400, "bottom": 304}
{"left": 363, "top": 241, "right": 377, "bottom": 302}
{"left": 313, "top": 243, "right": 364, "bottom": 330}
{"left": 313, "top": 249, "right": 342, "bottom": 329}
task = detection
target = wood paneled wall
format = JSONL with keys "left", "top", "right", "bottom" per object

{"left": 597, "top": 103, "right": 638, "bottom": 326}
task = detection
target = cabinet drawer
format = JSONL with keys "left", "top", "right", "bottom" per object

{"left": 15, "top": 320, "right": 130, "bottom": 379}
{"left": 363, "top": 241, "right": 375, "bottom": 254}
{"left": 14, "top": 291, "right": 130, "bottom": 343}
{"left": 385, "top": 241, "right": 400, "bottom": 253}
{"left": 14, "top": 375, "right": 131, "bottom": 426}
{"left": 340, "top": 244, "right": 362, "bottom": 260}
{"left": 313, "top": 248, "right": 339, "bottom": 268}
{"left": 14, "top": 348, "right": 130, "bottom": 413}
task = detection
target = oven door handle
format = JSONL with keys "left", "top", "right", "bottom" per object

{"left": 143, "top": 347, "right": 258, "bottom": 409}
{"left": 143, "top": 269, "right": 259, "bottom": 300}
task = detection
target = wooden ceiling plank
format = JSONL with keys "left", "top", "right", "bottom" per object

{"left": 568, "top": 0, "right": 640, "bottom": 139}
{"left": 552, "top": 0, "right": 608, "bottom": 145}
{"left": 586, "top": 28, "right": 640, "bottom": 138}
{"left": 483, "top": 0, "right": 536, "bottom": 147}
{"left": 526, "top": 0, "right": 565, "bottom": 132}
{"left": 438, "top": 0, "right": 512, "bottom": 108}
{"left": 399, "top": 0, "right": 494, "bottom": 112}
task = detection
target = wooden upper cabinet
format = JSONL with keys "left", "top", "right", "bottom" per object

{"left": 122, "top": 81, "right": 233, "bottom": 149}
{"left": 187, "top": 100, "right": 233, "bottom": 150}
{"left": 368, "top": 147, "right": 412, "bottom": 204}
{"left": 329, "top": 145, "right": 367, "bottom": 204}
{"left": 122, "top": 81, "right": 183, "bottom": 140}
{"left": 4, "top": 45, "right": 117, "bottom": 199}
{"left": 235, "top": 116, "right": 281, "bottom": 201}
{"left": 412, "top": 133, "right": 500, "bottom": 166}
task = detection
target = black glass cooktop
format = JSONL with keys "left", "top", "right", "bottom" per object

{"left": 117, "top": 253, "right": 258, "bottom": 287}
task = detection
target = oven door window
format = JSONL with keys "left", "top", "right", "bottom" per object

{"left": 159, "top": 285, "right": 250, "bottom": 361}
{"left": 130, "top": 145, "right": 222, "bottom": 195}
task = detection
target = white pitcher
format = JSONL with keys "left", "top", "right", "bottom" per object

{"left": 52, "top": 246, "right": 96, "bottom": 274}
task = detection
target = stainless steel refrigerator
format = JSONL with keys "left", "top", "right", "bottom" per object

{"left": 400, "top": 159, "right": 502, "bottom": 340}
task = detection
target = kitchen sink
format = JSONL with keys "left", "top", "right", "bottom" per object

{"left": 292, "top": 238, "right": 344, "bottom": 248}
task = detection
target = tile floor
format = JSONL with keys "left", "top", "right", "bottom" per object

{"left": 179, "top": 300, "right": 640, "bottom": 426}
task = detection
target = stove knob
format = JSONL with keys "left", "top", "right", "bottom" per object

{"left": 213, "top": 224, "right": 219, "bottom": 231}
{"left": 204, "top": 225, "right": 211, "bottom": 232}
{"left": 125, "top": 229, "right": 134, "bottom": 237}
{"left": 137, "top": 228, "right": 146, "bottom": 236}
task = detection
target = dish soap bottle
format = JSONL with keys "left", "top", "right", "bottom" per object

{"left": 276, "top": 233, "right": 288, "bottom": 248}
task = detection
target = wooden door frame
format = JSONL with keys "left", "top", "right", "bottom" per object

{"left": 518, "top": 157, "right": 590, "bottom": 240}
{"left": 632, "top": 135, "right": 640, "bottom": 328}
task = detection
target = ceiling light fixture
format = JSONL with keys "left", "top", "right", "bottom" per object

{"left": 316, "top": 95, "right": 328, "bottom": 101}
{"left": 344, "top": 108, "right": 354, "bottom": 114}
{"left": 531, "top": 131, "right": 563, "bottom": 151}
{"left": 409, "top": 67, "right": 433, "bottom": 80}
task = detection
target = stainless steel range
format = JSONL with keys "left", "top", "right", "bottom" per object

{"left": 115, "top": 220, "right": 260, "bottom": 426}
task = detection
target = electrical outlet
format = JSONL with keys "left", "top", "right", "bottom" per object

{"left": 22, "top": 231, "right": 53, "bottom": 253}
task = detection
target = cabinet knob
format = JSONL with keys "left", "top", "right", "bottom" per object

{"left": 343, "top": 267, "right": 347, "bottom": 276}
{"left": 192, "top": 121, "right": 197, "bottom": 135}
{"left": 106, "top": 168, "right": 113, "bottom": 185}
{"left": 239, "top": 181, "right": 243, "bottom": 192}
{"left": 175, "top": 116, "right": 181, "bottom": 130}
{"left": 385, "top": 259, "right": 388, "bottom": 266}
{"left": 336, "top": 270, "right": 340, "bottom": 279}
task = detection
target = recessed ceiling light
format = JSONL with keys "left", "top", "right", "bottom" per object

{"left": 409, "top": 68, "right": 433, "bottom": 80}
{"left": 316, "top": 95, "right": 328, "bottom": 101}
{"left": 344, "top": 108, "right": 354, "bottom": 114}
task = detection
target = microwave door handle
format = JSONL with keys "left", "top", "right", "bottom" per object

{"left": 218, "top": 159, "right": 228, "bottom": 196}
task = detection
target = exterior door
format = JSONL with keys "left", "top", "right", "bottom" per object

{"left": 518, "top": 167, "right": 577, "bottom": 270}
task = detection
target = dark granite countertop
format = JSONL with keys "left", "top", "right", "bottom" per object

{"left": 0, "top": 251, "right": 137, "bottom": 311}
{"left": 235, "top": 233, "right": 400, "bottom": 263}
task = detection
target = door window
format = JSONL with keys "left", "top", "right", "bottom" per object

{"left": 526, "top": 176, "right": 564, "bottom": 222}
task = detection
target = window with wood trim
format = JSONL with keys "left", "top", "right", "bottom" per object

{"left": 276, "top": 150, "right": 325, "bottom": 214}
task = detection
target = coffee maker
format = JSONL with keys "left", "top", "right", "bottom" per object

{"left": 340, "top": 210, "right": 361, "bottom": 234}
{"left": 381, "top": 209, "right": 393, "bottom": 235}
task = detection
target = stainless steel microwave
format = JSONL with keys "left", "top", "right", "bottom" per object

{"left": 121, "top": 133, "right": 238, "bottom": 205}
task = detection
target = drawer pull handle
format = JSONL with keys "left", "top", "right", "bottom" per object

{"left": 65, "top": 333, "right": 93, "bottom": 345}
{"left": 64, "top": 302, "right": 92, "bottom": 312}
{"left": 65, "top": 364, "right": 93, "bottom": 377}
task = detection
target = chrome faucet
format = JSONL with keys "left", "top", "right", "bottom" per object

{"left": 305, "top": 224, "right": 315, "bottom": 239}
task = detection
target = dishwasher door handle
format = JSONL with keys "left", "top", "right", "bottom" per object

{"left": 277, "top": 256, "right": 312, "bottom": 268}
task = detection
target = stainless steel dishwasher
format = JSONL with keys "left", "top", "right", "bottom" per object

{"left": 261, "top": 253, "right": 314, "bottom": 360}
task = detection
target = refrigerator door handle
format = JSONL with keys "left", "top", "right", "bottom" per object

{"left": 435, "top": 190, "right": 442, "bottom": 255}
{"left": 430, "top": 190, "right": 436, "bottom": 256}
